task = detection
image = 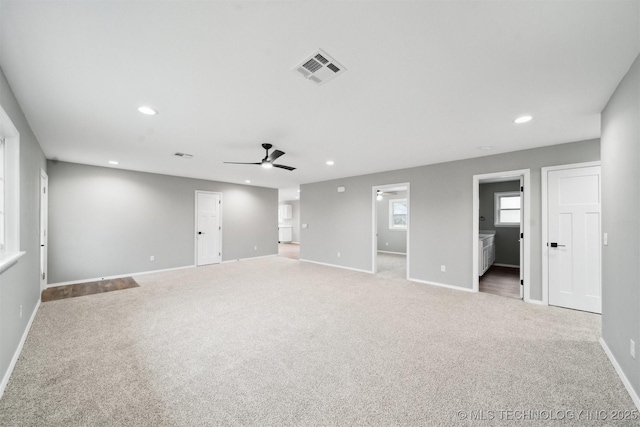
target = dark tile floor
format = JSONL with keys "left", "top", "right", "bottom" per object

{"left": 41, "top": 277, "right": 139, "bottom": 302}
{"left": 480, "top": 266, "right": 520, "bottom": 299}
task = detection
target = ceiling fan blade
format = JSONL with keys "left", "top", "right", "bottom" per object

{"left": 273, "top": 164, "right": 296, "bottom": 171}
{"left": 223, "top": 162, "right": 261, "bottom": 165}
{"left": 267, "top": 149, "right": 285, "bottom": 162}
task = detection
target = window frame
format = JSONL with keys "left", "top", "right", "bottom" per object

{"left": 388, "top": 198, "right": 407, "bottom": 230}
{"left": 0, "top": 103, "right": 24, "bottom": 274}
{"left": 0, "top": 137, "right": 5, "bottom": 252}
{"left": 494, "top": 191, "right": 521, "bottom": 227}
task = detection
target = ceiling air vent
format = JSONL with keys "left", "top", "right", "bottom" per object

{"left": 174, "top": 152, "right": 193, "bottom": 159}
{"left": 294, "top": 49, "right": 346, "bottom": 86}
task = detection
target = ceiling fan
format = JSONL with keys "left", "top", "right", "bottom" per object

{"left": 224, "top": 143, "right": 296, "bottom": 171}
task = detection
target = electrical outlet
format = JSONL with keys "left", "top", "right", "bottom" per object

{"left": 631, "top": 339, "right": 636, "bottom": 359}
{"left": 337, "top": 252, "right": 341, "bottom": 258}
{"left": 19, "top": 305, "right": 22, "bottom": 319}
{"left": 150, "top": 255, "right": 155, "bottom": 261}
{"left": 603, "top": 233, "right": 608, "bottom": 246}
{"left": 254, "top": 246, "right": 258, "bottom": 251}
{"left": 385, "top": 242, "right": 389, "bottom": 246}
{"left": 441, "top": 265, "right": 446, "bottom": 272}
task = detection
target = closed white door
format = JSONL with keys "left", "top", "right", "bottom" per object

{"left": 547, "top": 166, "right": 601, "bottom": 313}
{"left": 40, "top": 170, "right": 48, "bottom": 290}
{"left": 196, "top": 192, "right": 221, "bottom": 266}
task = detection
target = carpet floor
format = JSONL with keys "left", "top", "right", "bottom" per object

{"left": 376, "top": 252, "right": 406, "bottom": 280}
{"left": 0, "top": 256, "right": 636, "bottom": 426}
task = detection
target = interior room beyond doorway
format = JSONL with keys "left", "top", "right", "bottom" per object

{"left": 374, "top": 184, "right": 408, "bottom": 280}
{"left": 478, "top": 179, "right": 521, "bottom": 299}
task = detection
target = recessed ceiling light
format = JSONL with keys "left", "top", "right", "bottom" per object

{"left": 326, "top": 160, "right": 335, "bottom": 166}
{"left": 479, "top": 146, "right": 493, "bottom": 150}
{"left": 245, "top": 180, "right": 251, "bottom": 184}
{"left": 514, "top": 115, "right": 532, "bottom": 124}
{"left": 297, "top": 189, "right": 301, "bottom": 192}
{"left": 138, "top": 106, "right": 158, "bottom": 115}
{"left": 108, "top": 160, "right": 119, "bottom": 165}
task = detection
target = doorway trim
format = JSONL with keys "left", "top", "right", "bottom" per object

{"left": 39, "top": 169, "right": 48, "bottom": 291}
{"left": 372, "top": 182, "right": 410, "bottom": 278}
{"left": 541, "top": 161, "right": 601, "bottom": 306}
{"left": 194, "top": 190, "right": 223, "bottom": 266}
{"left": 472, "top": 169, "right": 531, "bottom": 300}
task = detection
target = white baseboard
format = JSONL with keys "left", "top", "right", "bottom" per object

{"left": 408, "top": 277, "right": 475, "bottom": 293}
{"left": 1, "top": 298, "right": 40, "bottom": 399}
{"left": 493, "top": 263, "right": 519, "bottom": 268}
{"left": 525, "top": 298, "right": 546, "bottom": 305}
{"left": 299, "top": 259, "right": 372, "bottom": 274}
{"left": 222, "top": 254, "right": 278, "bottom": 264}
{"left": 47, "top": 264, "right": 196, "bottom": 288}
{"left": 377, "top": 250, "right": 407, "bottom": 255}
{"left": 600, "top": 337, "right": 640, "bottom": 411}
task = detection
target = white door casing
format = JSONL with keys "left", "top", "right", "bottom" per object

{"left": 195, "top": 191, "right": 222, "bottom": 266}
{"left": 371, "top": 183, "right": 410, "bottom": 277}
{"left": 519, "top": 176, "right": 524, "bottom": 300}
{"left": 40, "top": 170, "right": 48, "bottom": 290}
{"left": 546, "top": 164, "right": 601, "bottom": 313}
{"left": 472, "top": 169, "right": 531, "bottom": 300}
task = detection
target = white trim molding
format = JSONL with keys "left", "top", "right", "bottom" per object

{"left": 0, "top": 299, "right": 40, "bottom": 399}
{"left": 472, "top": 169, "right": 531, "bottom": 301}
{"left": 300, "top": 258, "right": 373, "bottom": 274}
{"left": 408, "top": 277, "right": 475, "bottom": 293}
{"left": 600, "top": 338, "right": 640, "bottom": 411}
{"left": 47, "top": 264, "right": 197, "bottom": 288}
{"left": 0, "top": 251, "right": 25, "bottom": 275}
{"left": 221, "top": 254, "right": 278, "bottom": 263}
{"left": 372, "top": 182, "right": 411, "bottom": 278}
{"left": 0, "top": 104, "right": 21, "bottom": 267}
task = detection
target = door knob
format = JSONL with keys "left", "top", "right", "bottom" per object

{"left": 198, "top": 231, "right": 205, "bottom": 235}
{"left": 549, "top": 242, "right": 565, "bottom": 248}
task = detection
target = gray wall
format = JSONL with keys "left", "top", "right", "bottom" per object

{"left": 48, "top": 161, "right": 278, "bottom": 284}
{"left": 601, "top": 54, "right": 640, "bottom": 399}
{"left": 279, "top": 200, "right": 300, "bottom": 243}
{"left": 0, "top": 69, "right": 47, "bottom": 387}
{"left": 479, "top": 181, "right": 520, "bottom": 266}
{"left": 376, "top": 191, "right": 407, "bottom": 254}
{"left": 301, "top": 139, "right": 600, "bottom": 299}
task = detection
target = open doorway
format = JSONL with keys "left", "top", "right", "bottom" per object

{"left": 372, "top": 183, "right": 410, "bottom": 279}
{"left": 478, "top": 179, "right": 521, "bottom": 299}
{"left": 473, "top": 170, "right": 530, "bottom": 301}
{"left": 278, "top": 190, "right": 300, "bottom": 260}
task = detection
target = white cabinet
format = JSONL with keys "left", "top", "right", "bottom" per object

{"left": 279, "top": 226, "right": 292, "bottom": 243}
{"left": 278, "top": 204, "right": 292, "bottom": 222}
{"left": 282, "top": 205, "right": 292, "bottom": 219}
{"left": 478, "top": 233, "right": 495, "bottom": 276}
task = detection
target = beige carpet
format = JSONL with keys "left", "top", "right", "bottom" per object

{"left": 376, "top": 252, "right": 406, "bottom": 280}
{"left": 0, "top": 256, "right": 636, "bottom": 426}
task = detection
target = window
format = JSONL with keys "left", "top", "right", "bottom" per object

{"left": 0, "top": 137, "right": 4, "bottom": 251}
{"left": 495, "top": 191, "right": 521, "bottom": 227}
{"left": 389, "top": 199, "right": 407, "bottom": 230}
{"left": 0, "top": 103, "right": 23, "bottom": 274}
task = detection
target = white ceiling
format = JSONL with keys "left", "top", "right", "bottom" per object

{"left": 1, "top": 1, "right": 638, "bottom": 199}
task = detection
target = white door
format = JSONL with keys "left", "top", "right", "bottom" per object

{"left": 547, "top": 166, "right": 601, "bottom": 313}
{"left": 196, "top": 191, "right": 221, "bottom": 266}
{"left": 40, "top": 170, "right": 48, "bottom": 290}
